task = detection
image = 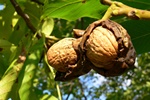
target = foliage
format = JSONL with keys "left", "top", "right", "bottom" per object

{"left": 0, "top": 0, "right": 150, "bottom": 100}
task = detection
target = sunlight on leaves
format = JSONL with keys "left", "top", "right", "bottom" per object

{"left": 43, "top": 0, "right": 107, "bottom": 20}
{"left": 40, "top": 18, "right": 54, "bottom": 36}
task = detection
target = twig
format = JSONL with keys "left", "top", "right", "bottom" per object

{"left": 10, "top": 0, "right": 41, "bottom": 38}
{"left": 66, "top": 81, "right": 74, "bottom": 100}
{"left": 100, "top": 0, "right": 112, "bottom": 5}
{"left": 101, "top": 4, "right": 114, "bottom": 20}
{"left": 77, "top": 79, "right": 87, "bottom": 100}
{"left": 100, "top": 0, "right": 150, "bottom": 20}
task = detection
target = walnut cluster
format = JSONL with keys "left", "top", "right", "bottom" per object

{"left": 47, "top": 19, "right": 136, "bottom": 81}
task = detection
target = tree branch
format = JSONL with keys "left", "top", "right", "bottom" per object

{"left": 100, "top": 0, "right": 150, "bottom": 20}
{"left": 100, "top": 0, "right": 112, "bottom": 5}
{"left": 10, "top": 0, "right": 41, "bottom": 38}
{"left": 77, "top": 79, "right": 87, "bottom": 100}
{"left": 65, "top": 81, "right": 74, "bottom": 100}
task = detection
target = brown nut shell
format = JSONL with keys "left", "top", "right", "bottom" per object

{"left": 86, "top": 26, "right": 118, "bottom": 69}
{"left": 47, "top": 38, "right": 78, "bottom": 72}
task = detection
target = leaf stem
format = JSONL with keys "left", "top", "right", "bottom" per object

{"left": 101, "top": 4, "right": 115, "bottom": 20}
{"left": 56, "top": 84, "right": 62, "bottom": 100}
{"left": 101, "top": 0, "right": 150, "bottom": 20}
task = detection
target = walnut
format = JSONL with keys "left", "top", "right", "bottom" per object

{"left": 47, "top": 37, "right": 92, "bottom": 81}
{"left": 79, "top": 19, "right": 136, "bottom": 77}
{"left": 47, "top": 38, "right": 77, "bottom": 72}
{"left": 47, "top": 19, "right": 136, "bottom": 81}
{"left": 86, "top": 26, "right": 118, "bottom": 69}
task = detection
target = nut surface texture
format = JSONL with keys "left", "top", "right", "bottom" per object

{"left": 86, "top": 26, "right": 118, "bottom": 69}
{"left": 47, "top": 38, "right": 77, "bottom": 72}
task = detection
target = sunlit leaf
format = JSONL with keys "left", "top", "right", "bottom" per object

{"left": 19, "top": 38, "right": 44, "bottom": 100}
{"left": 0, "top": 58, "right": 24, "bottom": 99}
{"left": 41, "top": 94, "right": 58, "bottom": 100}
{"left": 40, "top": 18, "right": 54, "bottom": 36}
{"left": 42, "top": 0, "right": 107, "bottom": 20}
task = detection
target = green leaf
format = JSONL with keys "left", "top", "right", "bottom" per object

{"left": 40, "top": 18, "right": 54, "bottom": 36}
{"left": 0, "top": 58, "right": 24, "bottom": 99}
{"left": 121, "top": 20, "right": 150, "bottom": 54}
{"left": 19, "top": 53, "right": 39, "bottom": 100}
{"left": 0, "top": 39, "right": 13, "bottom": 47}
{"left": 42, "top": 0, "right": 107, "bottom": 20}
{"left": 8, "top": 18, "right": 28, "bottom": 45}
{"left": 41, "top": 94, "right": 58, "bottom": 100}
{"left": 0, "top": 39, "right": 17, "bottom": 64}
{"left": 117, "top": 0, "right": 150, "bottom": 9}
{"left": 0, "top": 55, "right": 7, "bottom": 79}
{"left": 0, "top": 1, "right": 15, "bottom": 39}
{"left": 19, "top": 38, "right": 44, "bottom": 100}
{"left": 24, "top": 2, "right": 41, "bottom": 28}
